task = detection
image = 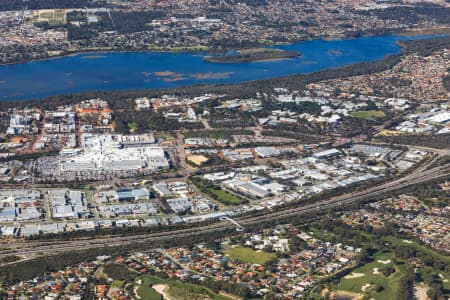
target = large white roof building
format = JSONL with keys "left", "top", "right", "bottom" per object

{"left": 60, "top": 134, "right": 169, "bottom": 173}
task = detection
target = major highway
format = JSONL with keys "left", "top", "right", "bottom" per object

{"left": 0, "top": 162, "right": 448, "bottom": 264}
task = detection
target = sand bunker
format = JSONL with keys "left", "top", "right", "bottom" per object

{"left": 438, "top": 274, "right": 448, "bottom": 282}
{"left": 361, "top": 284, "right": 372, "bottom": 292}
{"left": 344, "top": 272, "right": 365, "bottom": 279}
{"left": 377, "top": 259, "right": 391, "bottom": 264}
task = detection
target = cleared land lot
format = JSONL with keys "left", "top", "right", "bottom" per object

{"left": 351, "top": 110, "right": 386, "bottom": 119}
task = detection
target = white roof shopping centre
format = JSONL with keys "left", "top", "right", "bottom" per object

{"left": 60, "top": 134, "right": 169, "bottom": 172}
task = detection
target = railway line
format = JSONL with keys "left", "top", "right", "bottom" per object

{"left": 0, "top": 163, "right": 448, "bottom": 263}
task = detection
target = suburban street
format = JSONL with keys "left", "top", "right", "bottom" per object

{"left": 1, "top": 161, "right": 448, "bottom": 264}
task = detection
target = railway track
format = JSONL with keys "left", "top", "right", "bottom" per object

{"left": 0, "top": 164, "right": 448, "bottom": 262}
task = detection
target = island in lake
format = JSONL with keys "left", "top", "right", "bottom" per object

{"left": 0, "top": 35, "right": 441, "bottom": 101}
{"left": 204, "top": 48, "right": 301, "bottom": 63}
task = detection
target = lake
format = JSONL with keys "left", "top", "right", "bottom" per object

{"left": 0, "top": 35, "right": 442, "bottom": 101}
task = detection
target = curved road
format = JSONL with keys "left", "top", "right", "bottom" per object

{"left": 1, "top": 163, "right": 448, "bottom": 264}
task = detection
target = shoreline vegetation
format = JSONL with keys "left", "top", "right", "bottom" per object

{"left": 0, "top": 45, "right": 211, "bottom": 67}
{"left": 0, "top": 27, "right": 448, "bottom": 67}
{"left": 203, "top": 48, "right": 301, "bottom": 63}
{"left": 0, "top": 35, "right": 448, "bottom": 107}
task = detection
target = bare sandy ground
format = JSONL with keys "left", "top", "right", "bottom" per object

{"left": 153, "top": 284, "right": 175, "bottom": 300}
{"left": 414, "top": 283, "right": 430, "bottom": 300}
{"left": 330, "top": 290, "right": 364, "bottom": 300}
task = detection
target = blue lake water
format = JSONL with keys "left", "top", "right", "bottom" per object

{"left": 0, "top": 35, "right": 442, "bottom": 101}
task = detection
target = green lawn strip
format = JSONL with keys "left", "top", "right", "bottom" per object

{"left": 225, "top": 246, "right": 277, "bottom": 265}
{"left": 351, "top": 110, "right": 386, "bottom": 119}
{"left": 136, "top": 276, "right": 232, "bottom": 300}
{"left": 334, "top": 251, "right": 407, "bottom": 300}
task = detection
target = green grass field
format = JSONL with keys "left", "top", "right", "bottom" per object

{"left": 191, "top": 178, "right": 243, "bottom": 205}
{"left": 334, "top": 251, "right": 407, "bottom": 300}
{"left": 137, "top": 277, "right": 162, "bottom": 300}
{"left": 135, "top": 276, "right": 232, "bottom": 300}
{"left": 205, "top": 188, "right": 242, "bottom": 205}
{"left": 351, "top": 110, "right": 386, "bottom": 119}
{"left": 225, "top": 246, "right": 277, "bottom": 265}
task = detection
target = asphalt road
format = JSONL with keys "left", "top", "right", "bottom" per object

{"left": 0, "top": 162, "right": 448, "bottom": 264}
